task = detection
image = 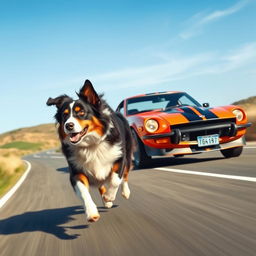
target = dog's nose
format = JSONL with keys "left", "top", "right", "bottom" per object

{"left": 65, "top": 122, "right": 74, "bottom": 131}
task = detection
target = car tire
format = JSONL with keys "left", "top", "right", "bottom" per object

{"left": 132, "top": 129, "right": 151, "bottom": 169}
{"left": 220, "top": 146, "right": 243, "bottom": 158}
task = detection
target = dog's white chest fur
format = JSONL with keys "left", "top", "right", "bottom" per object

{"left": 70, "top": 141, "right": 122, "bottom": 181}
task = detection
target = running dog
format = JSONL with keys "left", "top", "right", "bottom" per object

{"left": 47, "top": 80, "right": 133, "bottom": 222}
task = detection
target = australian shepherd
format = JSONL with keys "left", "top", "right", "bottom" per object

{"left": 47, "top": 80, "right": 133, "bottom": 222}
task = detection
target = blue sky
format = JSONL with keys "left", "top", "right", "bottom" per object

{"left": 0, "top": 0, "right": 256, "bottom": 134}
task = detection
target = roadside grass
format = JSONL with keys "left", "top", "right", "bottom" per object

{"left": 0, "top": 140, "right": 58, "bottom": 199}
{"left": 0, "top": 141, "right": 43, "bottom": 151}
{"left": 0, "top": 124, "right": 60, "bottom": 200}
{"left": 0, "top": 156, "right": 26, "bottom": 198}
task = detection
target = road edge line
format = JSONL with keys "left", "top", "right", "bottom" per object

{"left": 154, "top": 167, "right": 256, "bottom": 183}
{"left": 0, "top": 160, "right": 31, "bottom": 209}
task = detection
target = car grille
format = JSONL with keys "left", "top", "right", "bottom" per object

{"left": 170, "top": 118, "right": 237, "bottom": 143}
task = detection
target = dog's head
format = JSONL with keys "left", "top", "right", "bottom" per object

{"left": 47, "top": 80, "right": 110, "bottom": 147}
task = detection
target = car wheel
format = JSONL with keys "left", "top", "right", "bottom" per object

{"left": 132, "top": 130, "right": 151, "bottom": 169}
{"left": 220, "top": 146, "right": 243, "bottom": 158}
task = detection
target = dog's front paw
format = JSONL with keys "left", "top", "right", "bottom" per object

{"left": 103, "top": 192, "right": 116, "bottom": 202}
{"left": 121, "top": 182, "right": 130, "bottom": 199}
{"left": 102, "top": 194, "right": 114, "bottom": 208}
{"left": 87, "top": 214, "right": 100, "bottom": 222}
{"left": 86, "top": 207, "right": 100, "bottom": 223}
{"left": 104, "top": 201, "right": 113, "bottom": 208}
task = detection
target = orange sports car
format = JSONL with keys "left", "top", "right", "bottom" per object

{"left": 116, "top": 91, "right": 251, "bottom": 168}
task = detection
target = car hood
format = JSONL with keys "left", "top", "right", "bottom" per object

{"left": 139, "top": 106, "right": 235, "bottom": 125}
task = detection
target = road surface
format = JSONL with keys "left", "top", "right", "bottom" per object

{"left": 0, "top": 145, "right": 256, "bottom": 256}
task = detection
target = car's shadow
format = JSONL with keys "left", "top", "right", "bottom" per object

{"left": 0, "top": 206, "right": 88, "bottom": 240}
{"left": 134, "top": 155, "right": 224, "bottom": 170}
{"left": 56, "top": 167, "right": 69, "bottom": 173}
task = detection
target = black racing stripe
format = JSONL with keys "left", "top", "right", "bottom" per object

{"left": 180, "top": 107, "right": 203, "bottom": 121}
{"left": 193, "top": 106, "right": 218, "bottom": 119}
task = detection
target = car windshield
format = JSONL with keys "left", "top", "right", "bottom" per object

{"left": 126, "top": 92, "right": 201, "bottom": 115}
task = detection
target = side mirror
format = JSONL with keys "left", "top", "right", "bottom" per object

{"left": 203, "top": 103, "right": 209, "bottom": 107}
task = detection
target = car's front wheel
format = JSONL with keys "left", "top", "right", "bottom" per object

{"left": 132, "top": 129, "right": 151, "bottom": 169}
{"left": 220, "top": 146, "right": 243, "bottom": 158}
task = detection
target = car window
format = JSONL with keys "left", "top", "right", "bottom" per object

{"left": 127, "top": 93, "right": 201, "bottom": 115}
{"left": 178, "top": 95, "right": 195, "bottom": 106}
{"left": 127, "top": 100, "right": 167, "bottom": 114}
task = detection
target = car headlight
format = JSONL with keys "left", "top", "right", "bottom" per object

{"left": 145, "top": 119, "right": 159, "bottom": 133}
{"left": 232, "top": 109, "right": 244, "bottom": 121}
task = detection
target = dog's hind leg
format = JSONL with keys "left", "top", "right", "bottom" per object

{"left": 73, "top": 173, "right": 100, "bottom": 222}
{"left": 99, "top": 185, "right": 112, "bottom": 208}
{"left": 102, "top": 172, "right": 122, "bottom": 208}
{"left": 121, "top": 168, "right": 130, "bottom": 199}
{"left": 99, "top": 185, "right": 106, "bottom": 196}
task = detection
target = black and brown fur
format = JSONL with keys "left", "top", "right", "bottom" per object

{"left": 47, "top": 80, "right": 133, "bottom": 222}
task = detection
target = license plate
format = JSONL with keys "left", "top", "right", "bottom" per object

{"left": 197, "top": 134, "right": 219, "bottom": 147}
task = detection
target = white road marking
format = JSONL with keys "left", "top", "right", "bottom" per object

{"left": 46, "top": 150, "right": 57, "bottom": 154}
{"left": 49, "top": 156, "right": 65, "bottom": 159}
{"left": 32, "top": 154, "right": 64, "bottom": 159}
{"left": 154, "top": 167, "right": 256, "bottom": 183}
{"left": 0, "top": 160, "right": 32, "bottom": 209}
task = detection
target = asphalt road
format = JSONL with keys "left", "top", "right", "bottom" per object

{"left": 0, "top": 145, "right": 256, "bottom": 256}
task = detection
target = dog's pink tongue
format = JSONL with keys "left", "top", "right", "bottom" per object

{"left": 70, "top": 133, "right": 81, "bottom": 143}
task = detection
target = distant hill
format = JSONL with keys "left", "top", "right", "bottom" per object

{"left": 232, "top": 96, "right": 256, "bottom": 141}
{"left": 0, "top": 123, "right": 59, "bottom": 156}
{"left": 233, "top": 96, "right": 256, "bottom": 106}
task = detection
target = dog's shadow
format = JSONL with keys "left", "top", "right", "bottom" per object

{"left": 98, "top": 204, "right": 119, "bottom": 213}
{"left": 0, "top": 206, "right": 88, "bottom": 240}
{"left": 134, "top": 156, "right": 224, "bottom": 170}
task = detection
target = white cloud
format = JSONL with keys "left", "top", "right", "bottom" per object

{"left": 223, "top": 42, "right": 256, "bottom": 65}
{"left": 92, "top": 54, "right": 212, "bottom": 89}
{"left": 91, "top": 42, "right": 256, "bottom": 90}
{"left": 205, "top": 42, "right": 256, "bottom": 74}
{"left": 48, "top": 42, "right": 256, "bottom": 98}
{"left": 199, "top": 0, "right": 250, "bottom": 25}
{"left": 180, "top": 0, "right": 251, "bottom": 39}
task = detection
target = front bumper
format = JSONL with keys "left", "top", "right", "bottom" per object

{"left": 142, "top": 122, "right": 251, "bottom": 143}
{"left": 144, "top": 137, "right": 246, "bottom": 157}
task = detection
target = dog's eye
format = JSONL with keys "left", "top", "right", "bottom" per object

{"left": 78, "top": 110, "right": 85, "bottom": 116}
{"left": 63, "top": 109, "right": 69, "bottom": 116}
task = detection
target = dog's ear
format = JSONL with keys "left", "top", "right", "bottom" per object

{"left": 46, "top": 95, "right": 71, "bottom": 109}
{"left": 79, "top": 80, "right": 100, "bottom": 107}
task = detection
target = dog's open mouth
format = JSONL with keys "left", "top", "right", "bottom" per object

{"left": 69, "top": 127, "right": 88, "bottom": 144}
